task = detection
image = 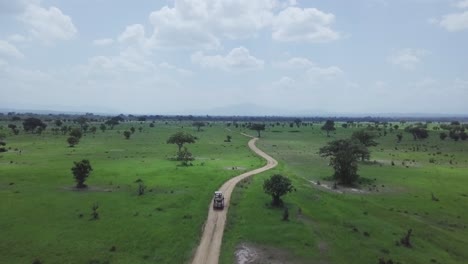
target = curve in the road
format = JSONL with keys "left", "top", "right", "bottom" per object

{"left": 191, "top": 134, "right": 278, "bottom": 264}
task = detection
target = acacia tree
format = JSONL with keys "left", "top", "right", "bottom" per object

{"left": 351, "top": 130, "right": 378, "bottom": 161}
{"left": 293, "top": 118, "right": 302, "bottom": 128}
{"left": 167, "top": 131, "right": 197, "bottom": 153}
{"left": 89, "top": 126, "right": 97, "bottom": 134}
{"left": 321, "top": 120, "right": 336, "bottom": 137}
{"left": 23, "top": 117, "right": 47, "bottom": 133}
{"left": 76, "top": 117, "right": 88, "bottom": 131}
{"left": 250, "top": 123, "right": 265, "bottom": 137}
{"left": 69, "top": 128, "right": 83, "bottom": 139}
{"left": 8, "top": 124, "right": 17, "bottom": 133}
{"left": 406, "top": 126, "right": 429, "bottom": 140}
{"left": 99, "top": 124, "right": 107, "bottom": 132}
{"left": 319, "top": 139, "right": 368, "bottom": 185}
{"left": 105, "top": 116, "right": 122, "bottom": 129}
{"left": 71, "top": 159, "right": 92, "bottom": 188}
{"left": 460, "top": 131, "right": 468, "bottom": 141}
{"left": 396, "top": 133, "right": 403, "bottom": 143}
{"left": 177, "top": 147, "right": 194, "bottom": 166}
{"left": 263, "top": 174, "right": 295, "bottom": 206}
{"left": 439, "top": 132, "right": 448, "bottom": 140}
{"left": 0, "top": 133, "right": 6, "bottom": 152}
{"left": 192, "top": 121, "right": 206, "bottom": 132}
{"left": 123, "top": 130, "right": 131, "bottom": 139}
{"left": 67, "top": 136, "right": 79, "bottom": 147}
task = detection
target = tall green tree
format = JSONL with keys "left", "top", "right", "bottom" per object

{"left": 351, "top": 130, "right": 378, "bottom": 161}
{"left": 67, "top": 136, "right": 79, "bottom": 147}
{"left": 69, "top": 128, "right": 83, "bottom": 139}
{"left": 71, "top": 159, "right": 92, "bottom": 188}
{"left": 319, "top": 139, "right": 368, "bottom": 185}
{"left": 0, "top": 133, "right": 6, "bottom": 152}
{"left": 76, "top": 117, "right": 88, "bottom": 131}
{"left": 396, "top": 133, "right": 403, "bottom": 143}
{"left": 439, "top": 132, "right": 448, "bottom": 140}
{"left": 55, "top": 120, "right": 63, "bottom": 127}
{"left": 263, "top": 174, "right": 295, "bottom": 206}
{"left": 167, "top": 131, "right": 197, "bottom": 152}
{"left": 23, "top": 118, "right": 47, "bottom": 133}
{"left": 293, "top": 118, "right": 302, "bottom": 128}
{"left": 250, "top": 123, "right": 266, "bottom": 137}
{"left": 99, "top": 123, "right": 107, "bottom": 132}
{"left": 321, "top": 120, "right": 336, "bottom": 137}
{"left": 192, "top": 121, "right": 206, "bottom": 132}
{"left": 406, "top": 126, "right": 429, "bottom": 140}
{"left": 123, "top": 130, "right": 131, "bottom": 139}
{"left": 177, "top": 147, "right": 194, "bottom": 166}
{"left": 105, "top": 116, "right": 122, "bottom": 129}
{"left": 351, "top": 130, "right": 378, "bottom": 147}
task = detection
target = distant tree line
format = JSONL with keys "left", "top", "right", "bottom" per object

{"left": 3, "top": 111, "right": 468, "bottom": 123}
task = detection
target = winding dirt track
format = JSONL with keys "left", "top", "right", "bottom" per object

{"left": 191, "top": 134, "right": 278, "bottom": 264}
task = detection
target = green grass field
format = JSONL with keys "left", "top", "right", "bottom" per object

{"left": 221, "top": 124, "right": 468, "bottom": 264}
{"left": 1, "top": 121, "right": 467, "bottom": 264}
{"left": 0, "top": 121, "right": 263, "bottom": 264}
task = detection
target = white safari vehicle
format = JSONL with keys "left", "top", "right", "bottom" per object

{"left": 213, "top": 191, "right": 225, "bottom": 210}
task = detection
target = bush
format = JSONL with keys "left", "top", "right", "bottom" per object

{"left": 71, "top": 159, "right": 92, "bottom": 188}
{"left": 263, "top": 174, "right": 295, "bottom": 206}
{"left": 67, "top": 136, "right": 79, "bottom": 147}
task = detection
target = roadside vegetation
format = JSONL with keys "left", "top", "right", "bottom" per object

{"left": 221, "top": 120, "right": 468, "bottom": 264}
{"left": 0, "top": 116, "right": 263, "bottom": 264}
{"left": 1, "top": 114, "right": 467, "bottom": 264}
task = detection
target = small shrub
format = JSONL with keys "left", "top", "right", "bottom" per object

{"left": 138, "top": 182, "right": 146, "bottom": 196}
{"left": 282, "top": 207, "right": 289, "bottom": 221}
{"left": 91, "top": 203, "right": 99, "bottom": 220}
{"left": 399, "top": 229, "right": 413, "bottom": 248}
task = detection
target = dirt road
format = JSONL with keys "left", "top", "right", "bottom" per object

{"left": 191, "top": 134, "right": 278, "bottom": 264}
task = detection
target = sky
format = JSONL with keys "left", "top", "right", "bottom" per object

{"left": 0, "top": 0, "right": 467, "bottom": 115}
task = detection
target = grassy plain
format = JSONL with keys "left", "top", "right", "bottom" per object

{"left": 1, "top": 120, "right": 467, "bottom": 264}
{"left": 221, "top": 124, "right": 468, "bottom": 264}
{"left": 0, "top": 121, "right": 263, "bottom": 264}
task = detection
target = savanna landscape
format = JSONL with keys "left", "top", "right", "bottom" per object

{"left": 2, "top": 0, "right": 468, "bottom": 263}
{"left": 1, "top": 115, "right": 467, "bottom": 264}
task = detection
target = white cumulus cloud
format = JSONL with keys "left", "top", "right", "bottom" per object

{"left": 388, "top": 48, "right": 428, "bottom": 70}
{"left": 19, "top": 3, "right": 77, "bottom": 44}
{"left": 191, "top": 46, "right": 264, "bottom": 71}
{"left": 272, "top": 7, "right": 340, "bottom": 43}
{"left": 306, "top": 65, "right": 343, "bottom": 80}
{"left": 148, "top": 0, "right": 278, "bottom": 45}
{"left": 274, "top": 57, "right": 314, "bottom": 69}
{"left": 0, "top": 40, "right": 24, "bottom": 59}
{"left": 437, "top": 11, "right": 468, "bottom": 31}
{"left": 273, "top": 76, "right": 296, "bottom": 88}
{"left": 7, "top": 34, "right": 28, "bottom": 43}
{"left": 456, "top": 0, "right": 468, "bottom": 9}
{"left": 116, "top": 0, "right": 339, "bottom": 50}
{"left": 93, "top": 38, "right": 114, "bottom": 46}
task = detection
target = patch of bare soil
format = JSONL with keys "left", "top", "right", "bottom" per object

{"left": 235, "top": 243, "right": 299, "bottom": 264}
{"left": 373, "top": 159, "right": 421, "bottom": 168}
{"left": 224, "top": 166, "right": 247, "bottom": 171}
{"left": 310, "top": 181, "right": 367, "bottom": 194}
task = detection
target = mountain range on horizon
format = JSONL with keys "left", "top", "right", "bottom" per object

{"left": 1, "top": 103, "right": 467, "bottom": 118}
